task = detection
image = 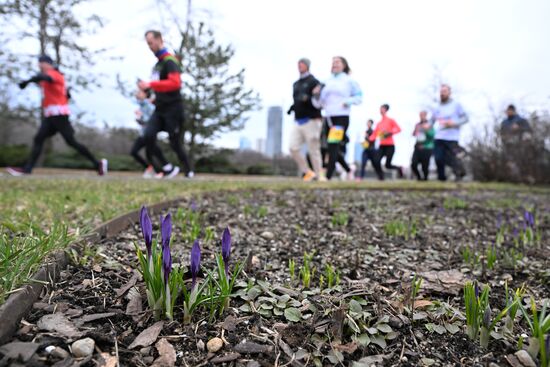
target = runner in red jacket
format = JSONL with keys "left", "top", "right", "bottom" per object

{"left": 369, "top": 104, "right": 404, "bottom": 178}
{"left": 7, "top": 55, "right": 107, "bottom": 176}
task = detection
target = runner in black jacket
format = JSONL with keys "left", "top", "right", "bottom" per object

{"left": 138, "top": 30, "right": 192, "bottom": 178}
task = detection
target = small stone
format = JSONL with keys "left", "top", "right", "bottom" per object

{"left": 207, "top": 337, "right": 223, "bottom": 353}
{"left": 33, "top": 302, "right": 49, "bottom": 310}
{"left": 247, "top": 361, "right": 261, "bottom": 367}
{"left": 515, "top": 350, "right": 536, "bottom": 367}
{"left": 196, "top": 339, "right": 205, "bottom": 352}
{"left": 51, "top": 347, "right": 70, "bottom": 359}
{"left": 260, "top": 231, "right": 274, "bottom": 240}
{"left": 71, "top": 338, "right": 95, "bottom": 358}
{"left": 139, "top": 347, "right": 151, "bottom": 356}
{"left": 489, "top": 363, "right": 499, "bottom": 367}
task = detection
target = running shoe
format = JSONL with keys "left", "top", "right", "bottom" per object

{"left": 98, "top": 159, "right": 108, "bottom": 176}
{"left": 398, "top": 166, "right": 404, "bottom": 179}
{"left": 303, "top": 170, "right": 316, "bottom": 182}
{"left": 6, "top": 167, "right": 27, "bottom": 176}
{"left": 186, "top": 171, "right": 195, "bottom": 178}
{"left": 143, "top": 165, "right": 155, "bottom": 179}
{"left": 165, "top": 166, "right": 180, "bottom": 179}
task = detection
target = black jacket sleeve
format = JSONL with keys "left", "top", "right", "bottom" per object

{"left": 19, "top": 73, "right": 53, "bottom": 89}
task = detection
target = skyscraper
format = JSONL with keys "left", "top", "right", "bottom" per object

{"left": 265, "top": 106, "right": 283, "bottom": 157}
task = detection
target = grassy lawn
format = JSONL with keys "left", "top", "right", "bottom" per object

{"left": 0, "top": 173, "right": 548, "bottom": 303}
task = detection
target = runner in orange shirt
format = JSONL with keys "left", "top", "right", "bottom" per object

{"left": 7, "top": 55, "right": 107, "bottom": 176}
{"left": 369, "top": 104, "right": 404, "bottom": 178}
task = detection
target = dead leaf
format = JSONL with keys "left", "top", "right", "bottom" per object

{"left": 332, "top": 341, "right": 358, "bottom": 354}
{"left": 420, "top": 269, "right": 465, "bottom": 295}
{"left": 0, "top": 342, "right": 40, "bottom": 362}
{"left": 222, "top": 315, "right": 238, "bottom": 332}
{"left": 128, "top": 321, "right": 164, "bottom": 349}
{"left": 233, "top": 341, "right": 272, "bottom": 354}
{"left": 75, "top": 312, "right": 117, "bottom": 326}
{"left": 414, "top": 300, "right": 434, "bottom": 309}
{"left": 37, "top": 313, "right": 82, "bottom": 338}
{"left": 98, "top": 352, "right": 118, "bottom": 367}
{"left": 115, "top": 271, "right": 140, "bottom": 298}
{"left": 151, "top": 338, "right": 176, "bottom": 367}
{"left": 93, "top": 264, "right": 102, "bottom": 273}
{"left": 126, "top": 287, "right": 143, "bottom": 321}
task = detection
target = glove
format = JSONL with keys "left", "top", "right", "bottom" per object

{"left": 18, "top": 81, "right": 28, "bottom": 89}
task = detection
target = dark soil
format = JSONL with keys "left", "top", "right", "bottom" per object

{"left": 2, "top": 188, "right": 549, "bottom": 367}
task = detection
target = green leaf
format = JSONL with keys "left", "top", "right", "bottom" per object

{"left": 349, "top": 299, "right": 363, "bottom": 314}
{"left": 258, "top": 308, "right": 272, "bottom": 318}
{"left": 370, "top": 335, "right": 387, "bottom": 349}
{"left": 356, "top": 333, "right": 371, "bottom": 346}
{"left": 376, "top": 324, "right": 393, "bottom": 333}
{"left": 284, "top": 307, "right": 302, "bottom": 322}
{"left": 433, "top": 324, "right": 447, "bottom": 335}
{"left": 445, "top": 323, "right": 460, "bottom": 334}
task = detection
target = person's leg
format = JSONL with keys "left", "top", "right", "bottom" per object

{"left": 326, "top": 143, "right": 339, "bottom": 179}
{"left": 433, "top": 140, "right": 447, "bottom": 181}
{"left": 421, "top": 149, "right": 432, "bottom": 180}
{"left": 360, "top": 149, "right": 369, "bottom": 178}
{"left": 304, "top": 118, "right": 323, "bottom": 177}
{"left": 449, "top": 143, "right": 466, "bottom": 179}
{"left": 337, "top": 150, "right": 351, "bottom": 172}
{"left": 370, "top": 149, "right": 384, "bottom": 180}
{"left": 383, "top": 145, "right": 399, "bottom": 170}
{"left": 130, "top": 136, "right": 149, "bottom": 169}
{"left": 22, "top": 118, "right": 56, "bottom": 173}
{"left": 164, "top": 103, "right": 191, "bottom": 175}
{"left": 144, "top": 111, "right": 166, "bottom": 173}
{"left": 289, "top": 123, "right": 309, "bottom": 174}
{"left": 411, "top": 148, "right": 421, "bottom": 180}
{"left": 56, "top": 116, "right": 100, "bottom": 169}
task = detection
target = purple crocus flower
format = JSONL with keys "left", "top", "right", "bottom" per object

{"left": 496, "top": 212, "right": 502, "bottom": 230}
{"left": 512, "top": 227, "right": 519, "bottom": 238}
{"left": 140, "top": 206, "right": 153, "bottom": 259}
{"left": 482, "top": 306, "right": 491, "bottom": 328}
{"left": 162, "top": 238, "right": 172, "bottom": 285}
{"left": 190, "top": 200, "right": 197, "bottom": 212}
{"left": 474, "top": 282, "right": 480, "bottom": 299}
{"left": 222, "top": 227, "right": 231, "bottom": 276}
{"left": 160, "top": 213, "right": 172, "bottom": 251}
{"left": 190, "top": 240, "right": 201, "bottom": 289}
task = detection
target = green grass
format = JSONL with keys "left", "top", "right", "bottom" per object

{"left": 0, "top": 175, "right": 548, "bottom": 304}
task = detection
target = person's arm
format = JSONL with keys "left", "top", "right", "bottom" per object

{"left": 19, "top": 73, "right": 53, "bottom": 89}
{"left": 311, "top": 84, "right": 324, "bottom": 109}
{"left": 344, "top": 79, "right": 362, "bottom": 106}
{"left": 453, "top": 103, "right": 469, "bottom": 126}
{"left": 369, "top": 124, "right": 379, "bottom": 142}
{"left": 412, "top": 124, "right": 419, "bottom": 137}
{"left": 519, "top": 118, "right": 531, "bottom": 132}
{"left": 390, "top": 119, "right": 401, "bottom": 135}
{"left": 141, "top": 60, "right": 182, "bottom": 92}
{"left": 287, "top": 104, "right": 294, "bottom": 115}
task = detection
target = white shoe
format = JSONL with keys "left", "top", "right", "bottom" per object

{"left": 165, "top": 166, "right": 180, "bottom": 179}
{"left": 187, "top": 171, "right": 194, "bottom": 178}
{"left": 143, "top": 165, "right": 154, "bottom": 179}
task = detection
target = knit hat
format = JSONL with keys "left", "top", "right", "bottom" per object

{"left": 38, "top": 55, "right": 54, "bottom": 65}
{"left": 298, "top": 58, "right": 311, "bottom": 70}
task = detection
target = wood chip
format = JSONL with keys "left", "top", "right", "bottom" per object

{"left": 128, "top": 321, "right": 164, "bottom": 349}
{"left": 151, "top": 338, "right": 176, "bottom": 367}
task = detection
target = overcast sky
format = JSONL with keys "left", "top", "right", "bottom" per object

{"left": 19, "top": 0, "right": 550, "bottom": 166}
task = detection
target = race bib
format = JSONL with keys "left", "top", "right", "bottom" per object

{"left": 327, "top": 126, "right": 345, "bottom": 143}
{"left": 362, "top": 140, "right": 370, "bottom": 149}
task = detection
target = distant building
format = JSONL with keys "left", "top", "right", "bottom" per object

{"left": 265, "top": 106, "right": 283, "bottom": 158}
{"left": 239, "top": 136, "right": 252, "bottom": 151}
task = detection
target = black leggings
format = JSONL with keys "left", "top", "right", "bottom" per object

{"left": 411, "top": 147, "right": 432, "bottom": 180}
{"left": 377, "top": 145, "right": 400, "bottom": 170}
{"left": 144, "top": 102, "right": 191, "bottom": 174}
{"left": 131, "top": 135, "right": 168, "bottom": 170}
{"left": 23, "top": 115, "right": 99, "bottom": 173}
{"left": 326, "top": 116, "right": 350, "bottom": 179}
